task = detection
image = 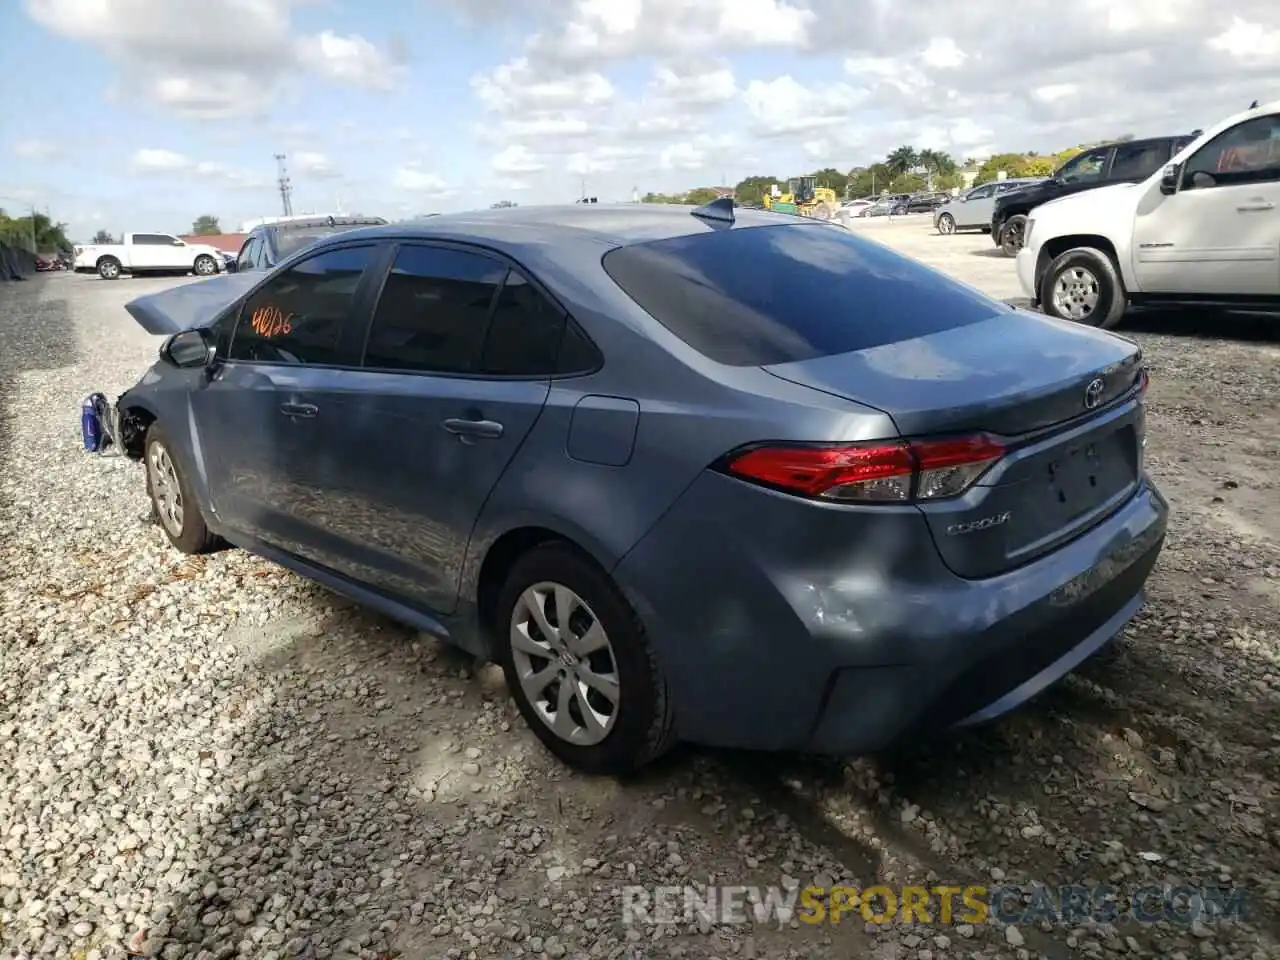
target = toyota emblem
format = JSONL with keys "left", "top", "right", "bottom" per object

{"left": 1084, "top": 377, "right": 1106, "bottom": 410}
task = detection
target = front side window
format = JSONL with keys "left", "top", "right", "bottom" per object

{"left": 1056, "top": 147, "right": 1111, "bottom": 183}
{"left": 236, "top": 236, "right": 260, "bottom": 271}
{"left": 228, "top": 245, "right": 375, "bottom": 365}
{"left": 1182, "top": 115, "right": 1280, "bottom": 190}
{"left": 363, "top": 245, "right": 506, "bottom": 374}
{"left": 966, "top": 185, "right": 995, "bottom": 200}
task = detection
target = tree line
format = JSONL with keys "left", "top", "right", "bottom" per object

{"left": 647, "top": 140, "right": 1100, "bottom": 207}
{"left": 0, "top": 208, "right": 71, "bottom": 253}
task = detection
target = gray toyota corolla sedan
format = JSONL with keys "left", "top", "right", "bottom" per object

{"left": 84, "top": 200, "right": 1166, "bottom": 775}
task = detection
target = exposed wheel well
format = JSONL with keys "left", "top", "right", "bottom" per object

{"left": 1035, "top": 235, "right": 1122, "bottom": 302}
{"left": 119, "top": 406, "right": 156, "bottom": 459}
{"left": 475, "top": 526, "right": 606, "bottom": 652}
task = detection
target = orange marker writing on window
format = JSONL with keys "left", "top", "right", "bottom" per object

{"left": 251, "top": 304, "right": 293, "bottom": 337}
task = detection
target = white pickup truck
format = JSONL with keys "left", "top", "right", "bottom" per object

{"left": 1017, "top": 99, "right": 1280, "bottom": 329}
{"left": 73, "top": 232, "right": 226, "bottom": 280}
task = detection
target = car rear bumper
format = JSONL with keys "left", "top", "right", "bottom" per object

{"left": 614, "top": 470, "right": 1167, "bottom": 755}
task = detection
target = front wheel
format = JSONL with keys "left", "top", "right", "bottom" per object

{"left": 496, "top": 544, "right": 676, "bottom": 775}
{"left": 937, "top": 214, "right": 956, "bottom": 235}
{"left": 144, "top": 423, "right": 223, "bottom": 554}
{"left": 1040, "top": 247, "right": 1128, "bottom": 329}
{"left": 999, "top": 215, "right": 1029, "bottom": 257}
{"left": 193, "top": 254, "right": 217, "bottom": 276}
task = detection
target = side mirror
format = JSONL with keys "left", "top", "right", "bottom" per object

{"left": 173, "top": 239, "right": 185, "bottom": 246}
{"left": 1160, "top": 163, "right": 1181, "bottom": 195}
{"left": 162, "top": 329, "right": 214, "bottom": 369}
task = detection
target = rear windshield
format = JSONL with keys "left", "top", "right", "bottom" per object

{"left": 601, "top": 223, "right": 1006, "bottom": 366}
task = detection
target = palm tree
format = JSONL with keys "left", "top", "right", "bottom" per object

{"left": 885, "top": 145, "right": 918, "bottom": 176}
{"left": 917, "top": 149, "right": 957, "bottom": 176}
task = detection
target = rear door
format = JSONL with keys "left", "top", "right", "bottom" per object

{"left": 190, "top": 243, "right": 381, "bottom": 551}
{"left": 312, "top": 243, "right": 559, "bottom": 614}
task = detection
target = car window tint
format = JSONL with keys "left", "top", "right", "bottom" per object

{"left": 133, "top": 234, "right": 168, "bottom": 245}
{"left": 237, "top": 237, "right": 259, "bottom": 270}
{"left": 967, "top": 185, "right": 994, "bottom": 200}
{"left": 363, "top": 245, "right": 506, "bottom": 374}
{"left": 479, "top": 272, "right": 567, "bottom": 376}
{"left": 1110, "top": 142, "right": 1168, "bottom": 179}
{"left": 228, "top": 245, "right": 374, "bottom": 365}
{"left": 1183, "top": 114, "right": 1280, "bottom": 189}
{"left": 603, "top": 223, "right": 1003, "bottom": 367}
{"left": 1057, "top": 147, "right": 1110, "bottom": 182}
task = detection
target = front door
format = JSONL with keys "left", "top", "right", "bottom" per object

{"left": 190, "top": 243, "right": 381, "bottom": 550}
{"left": 306, "top": 243, "right": 563, "bottom": 615}
{"left": 1131, "top": 112, "right": 1280, "bottom": 296}
{"left": 956, "top": 184, "right": 996, "bottom": 228}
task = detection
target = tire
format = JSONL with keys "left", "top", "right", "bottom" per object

{"left": 1040, "top": 246, "right": 1128, "bottom": 330}
{"left": 97, "top": 256, "right": 121, "bottom": 280}
{"left": 143, "top": 422, "right": 223, "bottom": 554}
{"left": 937, "top": 214, "right": 956, "bottom": 235}
{"left": 193, "top": 254, "right": 217, "bottom": 276}
{"left": 999, "top": 215, "right": 1029, "bottom": 257}
{"left": 496, "top": 544, "right": 676, "bottom": 775}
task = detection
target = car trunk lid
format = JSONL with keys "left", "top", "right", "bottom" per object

{"left": 764, "top": 311, "right": 1146, "bottom": 578}
{"left": 124, "top": 272, "right": 260, "bottom": 335}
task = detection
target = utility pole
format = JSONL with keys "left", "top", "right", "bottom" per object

{"left": 274, "top": 154, "right": 293, "bottom": 217}
{"left": 580, "top": 177, "right": 586, "bottom": 201}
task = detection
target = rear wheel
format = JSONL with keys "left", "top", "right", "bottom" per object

{"left": 999, "top": 214, "right": 1028, "bottom": 257}
{"left": 97, "top": 256, "right": 121, "bottom": 280}
{"left": 937, "top": 214, "right": 956, "bottom": 235}
{"left": 496, "top": 544, "right": 676, "bottom": 775}
{"left": 1041, "top": 247, "right": 1128, "bottom": 329}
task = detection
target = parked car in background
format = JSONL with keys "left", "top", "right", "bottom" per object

{"left": 85, "top": 201, "right": 1163, "bottom": 776}
{"left": 933, "top": 178, "right": 1044, "bottom": 235}
{"left": 232, "top": 214, "right": 388, "bottom": 273}
{"left": 857, "top": 197, "right": 904, "bottom": 217}
{"left": 74, "top": 232, "right": 226, "bottom": 280}
{"left": 992, "top": 132, "right": 1201, "bottom": 256}
{"left": 1018, "top": 100, "right": 1280, "bottom": 329}
{"left": 903, "top": 192, "right": 949, "bottom": 214}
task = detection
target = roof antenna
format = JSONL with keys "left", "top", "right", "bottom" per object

{"left": 1249, "top": 100, "right": 1259, "bottom": 109}
{"left": 691, "top": 196, "right": 735, "bottom": 224}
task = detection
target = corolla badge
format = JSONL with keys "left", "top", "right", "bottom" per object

{"left": 1084, "top": 377, "right": 1106, "bottom": 410}
{"left": 946, "top": 512, "right": 1011, "bottom": 536}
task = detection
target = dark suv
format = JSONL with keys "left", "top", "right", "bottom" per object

{"left": 991, "top": 133, "right": 1199, "bottom": 256}
{"left": 233, "top": 215, "right": 388, "bottom": 272}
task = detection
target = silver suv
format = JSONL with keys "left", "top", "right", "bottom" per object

{"left": 933, "top": 178, "right": 1044, "bottom": 235}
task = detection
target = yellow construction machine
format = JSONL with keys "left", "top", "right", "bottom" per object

{"left": 762, "top": 176, "right": 841, "bottom": 219}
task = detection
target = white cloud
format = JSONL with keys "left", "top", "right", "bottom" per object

{"left": 12, "top": 139, "right": 63, "bottom": 161}
{"left": 130, "top": 148, "right": 191, "bottom": 173}
{"left": 492, "top": 145, "right": 546, "bottom": 175}
{"left": 293, "top": 152, "right": 340, "bottom": 179}
{"left": 743, "top": 76, "right": 867, "bottom": 136}
{"left": 392, "top": 165, "right": 451, "bottom": 196}
{"left": 649, "top": 62, "right": 737, "bottom": 106}
{"left": 127, "top": 148, "right": 268, "bottom": 189}
{"left": 659, "top": 142, "right": 704, "bottom": 171}
{"left": 25, "top": 0, "right": 402, "bottom": 119}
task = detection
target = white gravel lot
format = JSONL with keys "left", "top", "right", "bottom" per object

{"left": 2, "top": 225, "right": 1278, "bottom": 960}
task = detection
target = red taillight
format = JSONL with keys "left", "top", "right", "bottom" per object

{"left": 723, "top": 435, "right": 1006, "bottom": 503}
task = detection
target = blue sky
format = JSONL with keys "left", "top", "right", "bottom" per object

{"left": 2, "top": 0, "right": 1277, "bottom": 242}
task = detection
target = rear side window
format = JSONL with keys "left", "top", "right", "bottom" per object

{"left": 228, "top": 245, "right": 374, "bottom": 365}
{"left": 1110, "top": 141, "right": 1169, "bottom": 179}
{"left": 479, "top": 272, "right": 567, "bottom": 376}
{"left": 363, "top": 245, "right": 506, "bottom": 374}
{"left": 602, "top": 223, "right": 1004, "bottom": 366}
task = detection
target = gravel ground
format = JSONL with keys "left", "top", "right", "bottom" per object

{"left": 2, "top": 232, "right": 1278, "bottom": 960}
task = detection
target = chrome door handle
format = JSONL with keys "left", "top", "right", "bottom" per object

{"left": 442, "top": 418, "right": 503, "bottom": 439}
{"left": 1236, "top": 201, "right": 1275, "bottom": 212}
{"left": 280, "top": 402, "right": 318, "bottom": 418}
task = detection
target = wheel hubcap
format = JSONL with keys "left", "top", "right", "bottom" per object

{"left": 1051, "top": 267, "right": 1100, "bottom": 321}
{"left": 197, "top": 259, "right": 212, "bottom": 275}
{"left": 1005, "top": 224, "right": 1024, "bottom": 251}
{"left": 147, "top": 443, "right": 184, "bottom": 536}
{"left": 510, "top": 582, "right": 620, "bottom": 745}
{"left": 102, "top": 262, "right": 117, "bottom": 277}
{"left": 940, "top": 216, "right": 954, "bottom": 234}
